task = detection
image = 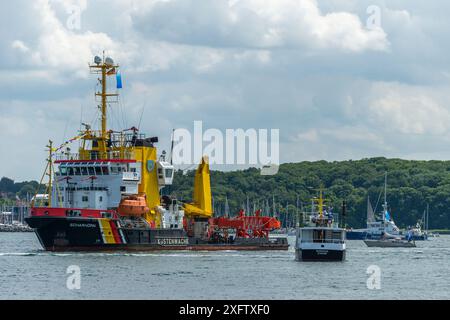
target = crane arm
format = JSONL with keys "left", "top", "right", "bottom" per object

{"left": 183, "top": 156, "right": 213, "bottom": 218}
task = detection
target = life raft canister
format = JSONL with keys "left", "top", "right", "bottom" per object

{"left": 118, "top": 195, "right": 149, "bottom": 216}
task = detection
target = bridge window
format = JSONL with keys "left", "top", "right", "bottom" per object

{"left": 95, "top": 167, "right": 102, "bottom": 175}
{"left": 74, "top": 167, "right": 81, "bottom": 176}
{"left": 81, "top": 167, "right": 88, "bottom": 175}
{"left": 88, "top": 167, "right": 95, "bottom": 175}
{"left": 59, "top": 167, "right": 67, "bottom": 175}
{"left": 68, "top": 167, "right": 74, "bottom": 175}
{"left": 102, "top": 167, "right": 109, "bottom": 175}
{"left": 165, "top": 168, "right": 173, "bottom": 177}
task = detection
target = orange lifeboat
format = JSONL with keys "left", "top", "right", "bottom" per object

{"left": 118, "top": 195, "right": 149, "bottom": 217}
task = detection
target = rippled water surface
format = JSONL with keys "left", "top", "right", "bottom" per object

{"left": 0, "top": 233, "right": 449, "bottom": 299}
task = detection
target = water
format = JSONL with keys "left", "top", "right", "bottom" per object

{"left": 0, "top": 232, "right": 449, "bottom": 299}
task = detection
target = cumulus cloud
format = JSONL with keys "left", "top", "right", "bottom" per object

{"left": 2, "top": 0, "right": 450, "bottom": 180}
{"left": 368, "top": 83, "right": 450, "bottom": 135}
{"left": 8, "top": 0, "right": 119, "bottom": 77}
{"left": 132, "top": 0, "right": 388, "bottom": 52}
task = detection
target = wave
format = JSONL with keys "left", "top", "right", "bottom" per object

{"left": 0, "top": 252, "right": 39, "bottom": 256}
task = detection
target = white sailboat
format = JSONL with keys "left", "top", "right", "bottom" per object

{"left": 347, "top": 172, "right": 401, "bottom": 240}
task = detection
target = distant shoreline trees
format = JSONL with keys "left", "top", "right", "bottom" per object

{"left": 3, "top": 157, "right": 450, "bottom": 229}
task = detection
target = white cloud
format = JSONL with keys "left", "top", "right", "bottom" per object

{"left": 295, "top": 129, "right": 319, "bottom": 142}
{"left": 133, "top": 0, "right": 389, "bottom": 52}
{"left": 9, "top": 0, "right": 120, "bottom": 78}
{"left": 368, "top": 82, "right": 450, "bottom": 135}
{"left": 2, "top": 0, "right": 450, "bottom": 180}
{"left": 11, "top": 40, "right": 30, "bottom": 53}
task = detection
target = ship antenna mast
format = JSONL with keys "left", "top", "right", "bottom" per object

{"left": 47, "top": 140, "right": 53, "bottom": 207}
{"left": 89, "top": 54, "right": 119, "bottom": 158}
{"left": 317, "top": 186, "right": 324, "bottom": 219}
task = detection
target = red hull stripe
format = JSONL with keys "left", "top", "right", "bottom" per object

{"left": 109, "top": 220, "right": 122, "bottom": 244}
{"left": 30, "top": 207, "right": 118, "bottom": 219}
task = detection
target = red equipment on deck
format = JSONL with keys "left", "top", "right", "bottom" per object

{"left": 209, "top": 209, "right": 282, "bottom": 239}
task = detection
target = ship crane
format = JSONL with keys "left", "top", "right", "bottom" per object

{"left": 182, "top": 157, "right": 282, "bottom": 241}
{"left": 211, "top": 209, "right": 281, "bottom": 239}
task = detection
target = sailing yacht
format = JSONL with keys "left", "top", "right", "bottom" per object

{"left": 346, "top": 173, "right": 401, "bottom": 240}
{"left": 405, "top": 204, "right": 429, "bottom": 241}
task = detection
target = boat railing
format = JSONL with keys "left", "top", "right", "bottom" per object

{"left": 80, "top": 130, "right": 146, "bottom": 142}
{"left": 54, "top": 151, "right": 134, "bottom": 161}
{"left": 303, "top": 212, "right": 340, "bottom": 228}
{"left": 57, "top": 184, "right": 109, "bottom": 191}
{"left": 301, "top": 239, "right": 345, "bottom": 244}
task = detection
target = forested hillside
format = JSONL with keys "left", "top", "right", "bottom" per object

{"left": 2, "top": 157, "right": 450, "bottom": 228}
{"left": 0, "top": 177, "right": 43, "bottom": 205}
{"left": 169, "top": 157, "right": 450, "bottom": 229}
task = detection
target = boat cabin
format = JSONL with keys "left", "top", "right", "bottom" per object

{"left": 52, "top": 160, "right": 141, "bottom": 210}
{"left": 297, "top": 227, "right": 346, "bottom": 245}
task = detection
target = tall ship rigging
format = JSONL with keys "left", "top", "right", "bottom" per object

{"left": 26, "top": 55, "right": 288, "bottom": 251}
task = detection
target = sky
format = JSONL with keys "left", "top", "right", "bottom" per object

{"left": 1, "top": 0, "right": 450, "bottom": 181}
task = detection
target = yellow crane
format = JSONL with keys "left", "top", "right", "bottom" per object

{"left": 183, "top": 156, "right": 213, "bottom": 219}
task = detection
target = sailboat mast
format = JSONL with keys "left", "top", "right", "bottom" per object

{"left": 170, "top": 129, "right": 175, "bottom": 165}
{"left": 224, "top": 196, "right": 229, "bottom": 217}
{"left": 272, "top": 194, "right": 275, "bottom": 217}
{"left": 384, "top": 172, "right": 387, "bottom": 209}
{"left": 246, "top": 196, "right": 250, "bottom": 214}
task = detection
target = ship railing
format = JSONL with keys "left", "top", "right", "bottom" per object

{"left": 54, "top": 151, "right": 134, "bottom": 161}
{"left": 301, "top": 239, "right": 345, "bottom": 244}
{"left": 58, "top": 184, "right": 109, "bottom": 191}
{"left": 110, "top": 132, "right": 146, "bottom": 145}
{"left": 301, "top": 213, "right": 341, "bottom": 229}
{"left": 82, "top": 131, "right": 147, "bottom": 146}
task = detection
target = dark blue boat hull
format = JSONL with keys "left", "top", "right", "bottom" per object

{"left": 346, "top": 231, "right": 373, "bottom": 240}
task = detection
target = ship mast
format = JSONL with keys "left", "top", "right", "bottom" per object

{"left": 46, "top": 140, "right": 53, "bottom": 207}
{"left": 318, "top": 188, "right": 324, "bottom": 218}
{"left": 89, "top": 54, "right": 119, "bottom": 158}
